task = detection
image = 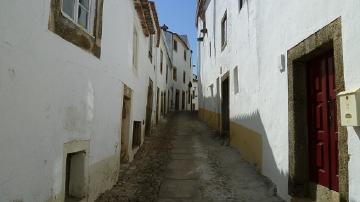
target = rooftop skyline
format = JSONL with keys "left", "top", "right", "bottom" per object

{"left": 153, "top": 0, "right": 198, "bottom": 75}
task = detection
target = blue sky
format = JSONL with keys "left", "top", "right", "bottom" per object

{"left": 153, "top": 0, "right": 198, "bottom": 75}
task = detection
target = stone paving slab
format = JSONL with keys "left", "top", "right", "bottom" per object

{"left": 171, "top": 153, "right": 197, "bottom": 160}
{"left": 171, "top": 148, "right": 194, "bottom": 154}
{"left": 158, "top": 179, "right": 200, "bottom": 199}
{"left": 167, "top": 159, "right": 198, "bottom": 171}
{"left": 165, "top": 168, "right": 200, "bottom": 180}
{"left": 158, "top": 199, "right": 208, "bottom": 202}
{"left": 97, "top": 113, "right": 284, "bottom": 202}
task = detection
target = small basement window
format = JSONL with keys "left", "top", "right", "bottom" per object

{"left": 65, "top": 151, "right": 86, "bottom": 202}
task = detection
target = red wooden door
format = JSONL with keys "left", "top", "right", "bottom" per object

{"left": 307, "top": 51, "right": 339, "bottom": 192}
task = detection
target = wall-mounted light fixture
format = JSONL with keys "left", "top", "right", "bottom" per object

{"left": 200, "top": 28, "right": 208, "bottom": 34}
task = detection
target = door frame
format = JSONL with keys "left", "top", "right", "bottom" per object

{"left": 120, "top": 85, "right": 133, "bottom": 163}
{"left": 287, "top": 18, "right": 348, "bottom": 201}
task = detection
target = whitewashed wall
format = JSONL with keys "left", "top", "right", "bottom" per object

{"left": 0, "top": 0, "right": 162, "bottom": 201}
{"left": 197, "top": 0, "right": 360, "bottom": 200}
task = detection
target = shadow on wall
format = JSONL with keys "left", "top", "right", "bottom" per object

{"left": 199, "top": 91, "right": 221, "bottom": 131}
{"left": 354, "top": 127, "right": 360, "bottom": 138}
{"left": 232, "top": 110, "right": 288, "bottom": 198}
{"left": 199, "top": 90, "right": 288, "bottom": 198}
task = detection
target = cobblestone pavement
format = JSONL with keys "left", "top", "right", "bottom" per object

{"left": 96, "top": 112, "right": 283, "bottom": 202}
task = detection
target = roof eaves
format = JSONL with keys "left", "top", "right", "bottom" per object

{"left": 149, "top": 1, "right": 161, "bottom": 47}
{"left": 134, "top": 0, "right": 150, "bottom": 36}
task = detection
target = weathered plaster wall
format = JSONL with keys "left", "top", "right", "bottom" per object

{"left": 197, "top": 0, "right": 360, "bottom": 200}
{"left": 0, "top": 0, "right": 160, "bottom": 201}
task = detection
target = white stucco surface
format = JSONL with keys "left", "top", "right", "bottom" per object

{"left": 197, "top": 0, "right": 360, "bottom": 200}
{"left": 0, "top": 0, "right": 192, "bottom": 201}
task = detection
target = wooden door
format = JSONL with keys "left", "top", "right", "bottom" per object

{"left": 221, "top": 77, "right": 230, "bottom": 137}
{"left": 182, "top": 91, "right": 185, "bottom": 110}
{"left": 175, "top": 90, "right": 179, "bottom": 111}
{"left": 307, "top": 51, "right": 338, "bottom": 192}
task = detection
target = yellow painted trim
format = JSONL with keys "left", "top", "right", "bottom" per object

{"left": 198, "top": 108, "right": 220, "bottom": 130}
{"left": 198, "top": 108, "right": 262, "bottom": 171}
{"left": 230, "top": 121, "right": 262, "bottom": 171}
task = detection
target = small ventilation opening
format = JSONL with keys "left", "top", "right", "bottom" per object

{"left": 132, "top": 121, "right": 142, "bottom": 149}
{"left": 65, "top": 151, "right": 86, "bottom": 202}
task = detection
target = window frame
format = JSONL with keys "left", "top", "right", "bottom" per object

{"left": 61, "top": 0, "right": 94, "bottom": 34}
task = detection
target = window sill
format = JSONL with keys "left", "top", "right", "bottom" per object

{"left": 48, "top": 0, "right": 103, "bottom": 58}
{"left": 60, "top": 10, "right": 95, "bottom": 38}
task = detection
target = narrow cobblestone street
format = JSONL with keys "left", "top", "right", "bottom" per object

{"left": 96, "top": 113, "right": 283, "bottom": 202}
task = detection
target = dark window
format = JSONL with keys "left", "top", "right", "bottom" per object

{"left": 148, "top": 35, "right": 153, "bottom": 62}
{"left": 173, "top": 40, "right": 178, "bottom": 51}
{"left": 221, "top": 12, "right": 227, "bottom": 50}
{"left": 184, "top": 50, "right": 187, "bottom": 61}
{"left": 132, "top": 121, "right": 142, "bottom": 149}
{"left": 160, "top": 50, "right": 163, "bottom": 74}
{"left": 166, "top": 65, "right": 169, "bottom": 83}
{"left": 239, "top": 0, "right": 244, "bottom": 11}
{"left": 183, "top": 71, "right": 186, "bottom": 83}
{"left": 173, "top": 68, "right": 177, "bottom": 81}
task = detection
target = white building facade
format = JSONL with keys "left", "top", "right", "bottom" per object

{"left": 196, "top": 0, "right": 360, "bottom": 201}
{"left": 192, "top": 74, "right": 199, "bottom": 111}
{"left": 0, "top": 0, "right": 192, "bottom": 201}
{"left": 163, "top": 31, "right": 193, "bottom": 112}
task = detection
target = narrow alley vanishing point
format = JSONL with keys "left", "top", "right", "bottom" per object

{"left": 97, "top": 113, "right": 282, "bottom": 202}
